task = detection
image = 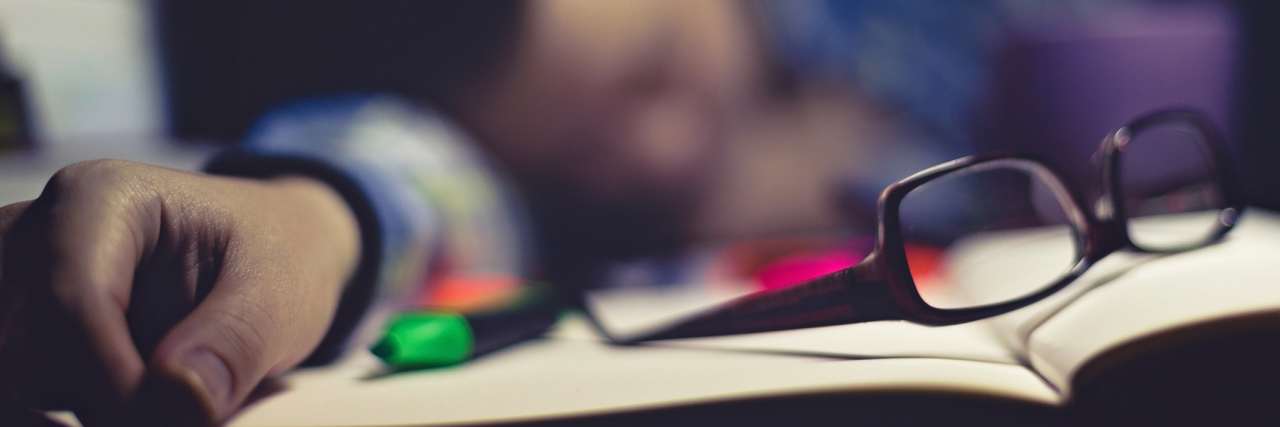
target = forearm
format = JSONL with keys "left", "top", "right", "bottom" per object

{"left": 259, "top": 175, "right": 363, "bottom": 369}
{"left": 205, "top": 95, "right": 535, "bottom": 365}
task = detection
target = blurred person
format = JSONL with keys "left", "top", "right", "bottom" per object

{"left": 0, "top": 0, "right": 1076, "bottom": 424}
{"left": 0, "top": 2, "right": 783, "bottom": 425}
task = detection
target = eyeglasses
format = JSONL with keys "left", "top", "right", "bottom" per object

{"left": 579, "top": 109, "right": 1243, "bottom": 344}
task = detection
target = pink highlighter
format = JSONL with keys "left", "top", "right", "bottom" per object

{"left": 754, "top": 238, "right": 872, "bottom": 290}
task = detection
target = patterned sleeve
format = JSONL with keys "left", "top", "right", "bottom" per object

{"left": 204, "top": 95, "right": 532, "bottom": 365}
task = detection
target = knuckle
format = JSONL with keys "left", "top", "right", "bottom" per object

{"left": 44, "top": 159, "right": 162, "bottom": 232}
{"left": 50, "top": 159, "right": 133, "bottom": 188}
{"left": 45, "top": 160, "right": 152, "bottom": 206}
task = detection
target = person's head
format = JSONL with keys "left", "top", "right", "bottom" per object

{"left": 442, "top": 0, "right": 764, "bottom": 270}
{"left": 215, "top": 0, "right": 763, "bottom": 277}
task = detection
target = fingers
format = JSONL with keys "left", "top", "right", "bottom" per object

{"left": 44, "top": 229, "right": 151, "bottom": 404}
{"left": 0, "top": 199, "right": 32, "bottom": 323}
{"left": 40, "top": 163, "right": 156, "bottom": 401}
{"left": 0, "top": 200, "right": 32, "bottom": 282}
{"left": 0, "top": 161, "right": 159, "bottom": 422}
{"left": 0, "top": 200, "right": 32, "bottom": 234}
{"left": 42, "top": 294, "right": 146, "bottom": 426}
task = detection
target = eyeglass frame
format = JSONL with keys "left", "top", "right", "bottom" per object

{"left": 583, "top": 109, "right": 1244, "bottom": 344}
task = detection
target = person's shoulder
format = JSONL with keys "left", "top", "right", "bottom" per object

{"left": 244, "top": 94, "right": 474, "bottom": 153}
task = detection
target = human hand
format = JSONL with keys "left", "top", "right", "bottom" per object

{"left": 0, "top": 159, "right": 361, "bottom": 426}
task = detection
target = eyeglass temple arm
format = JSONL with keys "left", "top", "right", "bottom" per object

{"left": 602, "top": 262, "right": 900, "bottom": 345}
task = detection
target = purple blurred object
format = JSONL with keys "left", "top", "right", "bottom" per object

{"left": 978, "top": 2, "right": 1238, "bottom": 192}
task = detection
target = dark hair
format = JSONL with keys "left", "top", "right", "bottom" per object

{"left": 158, "top": 0, "right": 524, "bottom": 142}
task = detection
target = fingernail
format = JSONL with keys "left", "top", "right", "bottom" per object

{"left": 181, "top": 349, "right": 232, "bottom": 414}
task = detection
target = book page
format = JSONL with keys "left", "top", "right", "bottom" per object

{"left": 228, "top": 276, "right": 1056, "bottom": 426}
{"left": 230, "top": 334, "right": 1058, "bottom": 427}
{"left": 892, "top": 220, "right": 1130, "bottom": 360}
{"left": 984, "top": 250, "right": 1160, "bottom": 358}
{"left": 1018, "top": 210, "right": 1280, "bottom": 394}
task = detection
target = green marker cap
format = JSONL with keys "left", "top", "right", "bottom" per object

{"left": 371, "top": 311, "right": 474, "bottom": 368}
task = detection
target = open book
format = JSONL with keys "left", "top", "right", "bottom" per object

{"left": 217, "top": 209, "right": 1280, "bottom": 426}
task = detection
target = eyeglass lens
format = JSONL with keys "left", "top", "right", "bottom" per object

{"left": 1119, "top": 123, "right": 1228, "bottom": 251}
{"left": 899, "top": 162, "right": 1079, "bottom": 309}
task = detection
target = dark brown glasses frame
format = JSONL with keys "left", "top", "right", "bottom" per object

{"left": 583, "top": 109, "right": 1243, "bottom": 344}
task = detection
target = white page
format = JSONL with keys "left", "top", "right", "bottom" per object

{"left": 1021, "top": 210, "right": 1280, "bottom": 394}
{"left": 230, "top": 338, "right": 1058, "bottom": 427}
{"left": 985, "top": 250, "right": 1159, "bottom": 357}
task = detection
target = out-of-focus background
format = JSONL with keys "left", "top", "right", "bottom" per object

{"left": 0, "top": 0, "right": 1275, "bottom": 249}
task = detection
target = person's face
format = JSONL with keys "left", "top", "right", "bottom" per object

{"left": 457, "top": 0, "right": 761, "bottom": 212}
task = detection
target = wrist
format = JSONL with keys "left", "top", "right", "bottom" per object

{"left": 268, "top": 176, "right": 363, "bottom": 289}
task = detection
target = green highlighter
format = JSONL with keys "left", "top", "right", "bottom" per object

{"left": 370, "top": 284, "right": 563, "bottom": 369}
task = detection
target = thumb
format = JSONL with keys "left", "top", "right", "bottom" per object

{"left": 135, "top": 257, "right": 332, "bottom": 425}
